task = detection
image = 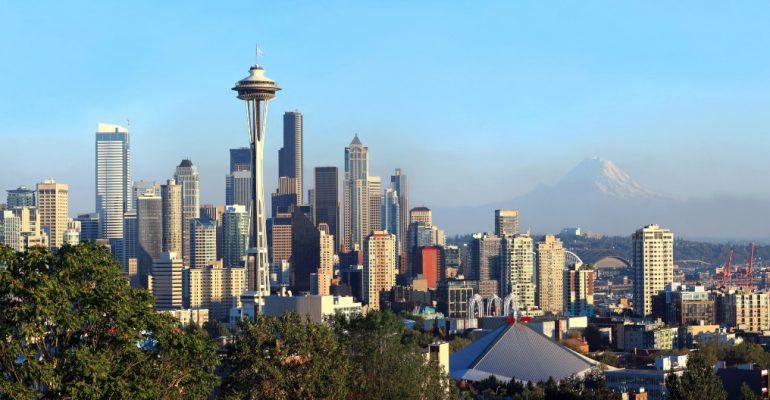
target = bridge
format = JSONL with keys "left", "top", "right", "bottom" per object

{"left": 570, "top": 249, "right": 631, "bottom": 269}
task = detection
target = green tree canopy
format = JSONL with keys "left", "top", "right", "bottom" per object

{"left": 0, "top": 243, "right": 219, "bottom": 399}
{"left": 666, "top": 351, "right": 727, "bottom": 400}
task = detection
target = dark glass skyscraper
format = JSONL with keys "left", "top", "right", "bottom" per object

{"left": 279, "top": 111, "right": 303, "bottom": 204}
{"left": 390, "top": 169, "right": 408, "bottom": 255}
{"left": 229, "top": 147, "right": 251, "bottom": 173}
{"left": 313, "top": 166, "right": 339, "bottom": 251}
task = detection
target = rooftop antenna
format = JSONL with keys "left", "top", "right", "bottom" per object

{"left": 126, "top": 118, "right": 131, "bottom": 128}
{"left": 255, "top": 44, "right": 264, "bottom": 66}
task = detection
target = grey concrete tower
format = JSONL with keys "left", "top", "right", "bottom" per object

{"left": 233, "top": 56, "right": 281, "bottom": 308}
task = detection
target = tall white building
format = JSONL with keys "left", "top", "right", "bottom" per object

{"left": 632, "top": 224, "right": 674, "bottom": 317}
{"left": 501, "top": 234, "right": 535, "bottom": 309}
{"left": 152, "top": 251, "right": 184, "bottom": 311}
{"left": 536, "top": 234, "right": 566, "bottom": 313}
{"left": 185, "top": 263, "right": 245, "bottom": 321}
{"left": 175, "top": 160, "right": 200, "bottom": 265}
{"left": 363, "top": 231, "right": 396, "bottom": 311}
{"left": 95, "top": 123, "right": 131, "bottom": 240}
{"left": 36, "top": 179, "right": 68, "bottom": 250}
{"left": 343, "top": 134, "right": 369, "bottom": 250}
{"left": 0, "top": 210, "right": 22, "bottom": 251}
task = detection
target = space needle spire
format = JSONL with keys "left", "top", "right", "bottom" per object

{"left": 232, "top": 49, "right": 281, "bottom": 315}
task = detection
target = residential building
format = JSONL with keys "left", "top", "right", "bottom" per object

{"left": 95, "top": 123, "right": 131, "bottom": 241}
{"left": 0, "top": 210, "right": 22, "bottom": 251}
{"left": 190, "top": 218, "right": 217, "bottom": 269}
{"left": 621, "top": 321, "right": 679, "bottom": 350}
{"left": 36, "top": 179, "right": 68, "bottom": 250}
{"left": 263, "top": 295, "right": 362, "bottom": 323}
{"left": 225, "top": 169, "right": 251, "bottom": 208}
{"left": 223, "top": 205, "right": 249, "bottom": 268}
{"left": 316, "top": 225, "right": 334, "bottom": 296}
{"left": 632, "top": 224, "right": 674, "bottom": 317}
{"left": 363, "top": 231, "right": 396, "bottom": 310}
{"left": 185, "top": 264, "right": 245, "bottom": 321}
{"left": 652, "top": 282, "right": 715, "bottom": 326}
{"left": 536, "top": 234, "right": 566, "bottom": 313}
{"left": 501, "top": 234, "right": 535, "bottom": 308}
{"left": 564, "top": 263, "right": 594, "bottom": 317}
{"left": 721, "top": 290, "right": 770, "bottom": 332}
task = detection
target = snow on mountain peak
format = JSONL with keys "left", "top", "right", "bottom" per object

{"left": 558, "top": 157, "right": 656, "bottom": 199}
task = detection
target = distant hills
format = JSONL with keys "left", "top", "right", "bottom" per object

{"left": 434, "top": 157, "right": 770, "bottom": 241}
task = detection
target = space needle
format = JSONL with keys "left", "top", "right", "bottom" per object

{"left": 233, "top": 48, "right": 281, "bottom": 316}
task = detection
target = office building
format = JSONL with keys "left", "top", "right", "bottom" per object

{"left": 161, "top": 179, "right": 182, "bottom": 255}
{"left": 95, "top": 123, "right": 131, "bottom": 241}
{"left": 390, "top": 169, "right": 408, "bottom": 256}
{"left": 268, "top": 212, "right": 292, "bottom": 264}
{"left": 7, "top": 186, "right": 35, "bottom": 208}
{"left": 291, "top": 209, "right": 320, "bottom": 292}
{"left": 720, "top": 290, "right": 770, "bottom": 332}
{"left": 444, "top": 245, "right": 461, "bottom": 271}
{"left": 415, "top": 246, "right": 443, "bottom": 289}
{"left": 229, "top": 147, "right": 251, "bottom": 173}
{"left": 313, "top": 166, "right": 339, "bottom": 251}
{"left": 137, "top": 193, "right": 162, "bottom": 287}
{"left": 605, "top": 355, "right": 687, "bottom": 400}
{"left": 494, "top": 209, "right": 520, "bottom": 237}
{"left": 225, "top": 170, "right": 251, "bottom": 208}
{"left": 382, "top": 187, "right": 399, "bottom": 240}
{"left": 174, "top": 159, "right": 200, "bottom": 266}
{"left": 343, "top": 134, "right": 369, "bottom": 250}
{"left": 271, "top": 176, "right": 298, "bottom": 218}
{"left": 501, "top": 234, "right": 535, "bottom": 308}
{"left": 76, "top": 212, "right": 100, "bottom": 242}
{"left": 36, "top": 179, "right": 68, "bottom": 250}
{"left": 653, "top": 283, "right": 714, "bottom": 326}
{"left": 468, "top": 233, "right": 501, "bottom": 281}
{"left": 199, "top": 204, "right": 224, "bottom": 260}
{"left": 536, "top": 234, "right": 565, "bottom": 313}
{"left": 632, "top": 224, "right": 674, "bottom": 317}
{"left": 131, "top": 180, "right": 159, "bottom": 209}
{"left": 410, "top": 206, "right": 432, "bottom": 226}
{"left": 223, "top": 205, "right": 249, "bottom": 268}
{"left": 152, "top": 251, "right": 184, "bottom": 310}
{"left": 564, "top": 263, "right": 594, "bottom": 317}
{"left": 367, "top": 176, "right": 381, "bottom": 237}
{"left": 363, "top": 231, "right": 396, "bottom": 310}
{"left": 190, "top": 217, "right": 217, "bottom": 269}
{"left": 316, "top": 225, "right": 335, "bottom": 296}
{"left": 0, "top": 210, "right": 22, "bottom": 251}
{"left": 279, "top": 111, "right": 303, "bottom": 204}
{"left": 122, "top": 210, "right": 137, "bottom": 277}
{"left": 185, "top": 264, "right": 245, "bottom": 321}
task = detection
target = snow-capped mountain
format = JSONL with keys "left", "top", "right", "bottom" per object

{"left": 554, "top": 157, "right": 657, "bottom": 199}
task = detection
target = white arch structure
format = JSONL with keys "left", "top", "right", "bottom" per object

{"left": 486, "top": 295, "right": 502, "bottom": 316}
{"left": 467, "top": 294, "right": 485, "bottom": 325}
{"left": 565, "top": 250, "right": 583, "bottom": 267}
{"left": 503, "top": 293, "right": 521, "bottom": 318}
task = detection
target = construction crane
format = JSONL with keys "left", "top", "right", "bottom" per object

{"left": 738, "top": 242, "right": 755, "bottom": 290}
{"left": 722, "top": 248, "right": 734, "bottom": 288}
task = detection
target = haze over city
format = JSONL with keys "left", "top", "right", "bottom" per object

{"left": 4, "top": 2, "right": 770, "bottom": 238}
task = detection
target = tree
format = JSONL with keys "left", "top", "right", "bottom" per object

{"left": 0, "top": 243, "right": 219, "bottom": 399}
{"left": 331, "top": 310, "right": 453, "bottom": 400}
{"left": 741, "top": 382, "right": 758, "bottom": 400}
{"left": 666, "top": 351, "right": 727, "bottom": 400}
{"left": 221, "top": 312, "right": 351, "bottom": 400}
{"left": 203, "top": 319, "right": 230, "bottom": 338}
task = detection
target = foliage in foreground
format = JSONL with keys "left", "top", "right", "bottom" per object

{"left": 0, "top": 243, "right": 219, "bottom": 399}
{"left": 462, "top": 368, "right": 619, "bottom": 400}
{"left": 665, "top": 351, "right": 727, "bottom": 400}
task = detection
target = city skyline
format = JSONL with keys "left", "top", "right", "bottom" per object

{"left": 5, "top": 2, "right": 770, "bottom": 238}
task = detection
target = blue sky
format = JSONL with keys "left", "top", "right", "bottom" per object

{"left": 3, "top": 1, "right": 770, "bottom": 219}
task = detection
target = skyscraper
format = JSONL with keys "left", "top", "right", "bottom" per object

{"left": 501, "top": 234, "right": 535, "bottom": 308}
{"left": 184, "top": 264, "right": 245, "bottom": 321}
{"left": 152, "top": 251, "right": 184, "bottom": 310}
{"left": 0, "top": 210, "right": 22, "bottom": 251}
{"left": 382, "top": 187, "right": 399, "bottom": 246}
{"left": 6, "top": 186, "right": 35, "bottom": 208}
{"left": 271, "top": 176, "right": 298, "bottom": 217}
{"left": 536, "top": 234, "right": 566, "bottom": 313}
{"left": 223, "top": 205, "right": 249, "bottom": 268}
{"left": 137, "top": 193, "right": 162, "bottom": 287}
{"left": 313, "top": 166, "right": 339, "bottom": 251}
{"left": 95, "top": 123, "right": 131, "bottom": 240}
{"left": 633, "top": 224, "right": 674, "bottom": 317}
{"left": 317, "top": 224, "right": 334, "bottom": 296}
{"left": 268, "top": 212, "right": 293, "bottom": 264}
{"left": 363, "top": 231, "right": 396, "bottom": 311}
{"left": 36, "top": 179, "right": 68, "bottom": 250}
{"left": 76, "top": 212, "right": 100, "bottom": 242}
{"left": 225, "top": 169, "right": 251, "bottom": 208}
{"left": 175, "top": 160, "right": 200, "bottom": 266}
{"left": 495, "top": 209, "right": 520, "bottom": 237}
{"left": 233, "top": 60, "right": 281, "bottom": 303}
{"left": 367, "top": 176, "right": 382, "bottom": 236}
{"left": 390, "top": 169, "right": 408, "bottom": 255}
{"left": 190, "top": 217, "right": 217, "bottom": 268}
{"left": 410, "top": 207, "right": 432, "bottom": 226}
{"left": 131, "top": 180, "right": 159, "bottom": 210}
{"left": 468, "top": 233, "right": 502, "bottom": 282}
{"left": 230, "top": 147, "right": 251, "bottom": 173}
{"left": 122, "top": 210, "right": 137, "bottom": 280}
{"left": 343, "top": 134, "right": 369, "bottom": 250}
{"left": 161, "top": 179, "right": 182, "bottom": 255}
{"left": 279, "top": 111, "right": 303, "bottom": 204}
{"left": 564, "top": 263, "right": 594, "bottom": 317}
{"left": 291, "top": 209, "right": 320, "bottom": 293}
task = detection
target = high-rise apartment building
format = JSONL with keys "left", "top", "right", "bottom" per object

{"left": 225, "top": 170, "right": 251, "bottom": 208}
{"left": 199, "top": 204, "right": 224, "bottom": 260}
{"left": 190, "top": 218, "right": 217, "bottom": 268}
{"left": 390, "top": 169, "right": 408, "bottom": 256}
{"left": 343, "top": 134, "right": 369, "bottom": 250}
{"left": 229, "top": 147, "right": 251, "bottom": 173}
{"left": 152, "top": 251, "right": 184, "bottom": 310}
{"left": 468, "top": 233, "right": 501, "bottom": 281}
{"left": 316, "top": 225, "right": 334, "bottom": 296}
{"left": 279, "top": 111, "right": 303, "bottom": 204}
{"left": 36, "top": 179, "right": 68, "bottom": 250}
{"left": 564, "top": 263, "right": 594, "bottom": 317}
{"left": 223, "top": 205, "right": 249, "bottom": 268}
{"left": 501, "top": 234, "right": 535, "bottom": 308}
{"left": 95, "top": 123, "right": 131, "bottom": 240}
{"left": 0, "top": 210, "right": 22, "bottom": 251}
{"left": 174, "top": 159, "right": 200, "bottom": 266}
{"left": 313, "top": 167, "right": 339, "bottom": 251}
{"left": 720, "top": 290, "right": 770, "bottom": 332}
{"left": 185, "top": 264, "right": 245, "bottom": 321}
{"left": 6, "top": 186, "right": 35, "bottom": 208}
{"left": 632, "top": 224, "right": 674, "bottom": 317}
{"left": 367, "top": 176, "right": 382, "bottom": 236}
{"left": 495, "top": 209, "right": 519, "bottom": 237}
{"left": 363, "top": 231, "right": 396, "bottom": 311}
{"left": 536, "top": 234, "right": 566, "bottom": 313}
{"left": 161, "top": 179, "right": 182, "bottom": 255}
{"left": 137, "top": 193, "right": 162, "bottom": 287}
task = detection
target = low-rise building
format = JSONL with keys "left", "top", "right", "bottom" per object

{"left": 606, "top": 355, "right": 687, "bottom": 400}
{"left": 262, "top": 295, "right": 362, "bottom": 323}
{"left": 162, "top": 308, "right": 209, "bottom": 326}
{"left": 620, "top": 320, "right": 678, "bottom": 351}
